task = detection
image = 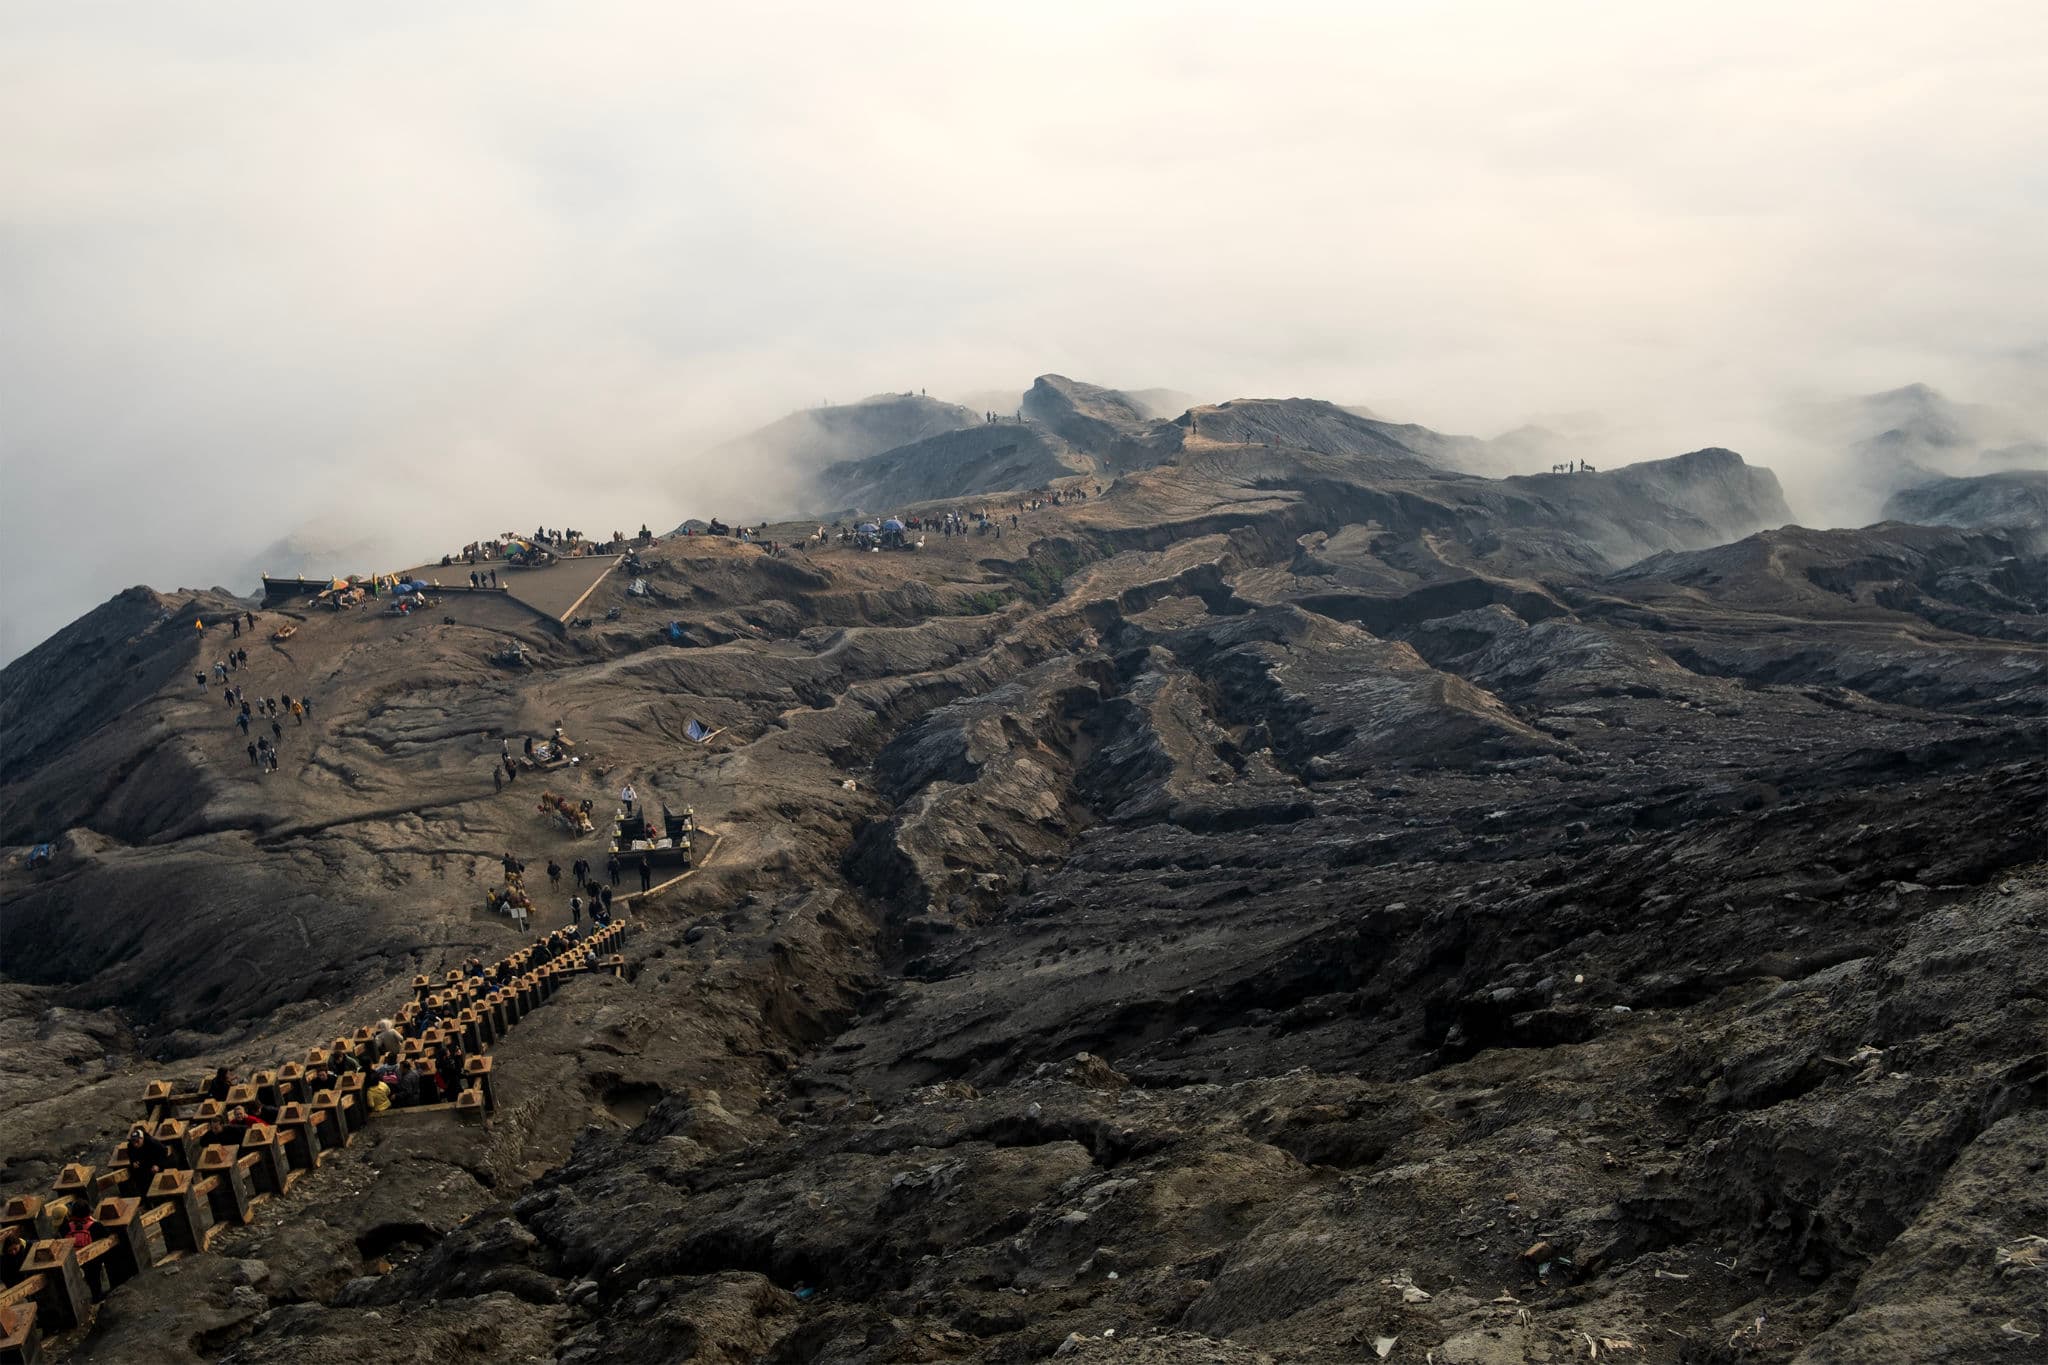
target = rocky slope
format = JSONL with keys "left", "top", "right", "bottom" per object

{"left": 702, "top": 394, "right": 982, "bottom": 486}
{"left": 1883, "top": 470, "right": 2048, "bottom": 532}
{"left": 3, "top": 426, "right": 2045, "bottom": 1365}
{"left": 816, "top": 421, "right": 1095, "bottom": 515}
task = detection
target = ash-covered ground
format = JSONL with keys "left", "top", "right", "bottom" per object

{"left": 2, "top": 403, "right": 2044, "bottom": 1364}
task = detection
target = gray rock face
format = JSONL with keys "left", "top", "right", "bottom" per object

{"left": 1022, "top": 374, "right": 1158, "bottom": 455}
{"left": 816, "top": 420, "right": 1091, "bottom": 513}
{"left": 1884, "top": 470, "right": 2048, "bottom": 531}
{"left": 4, "top": 414, "right": 2044, "bottom": 1364}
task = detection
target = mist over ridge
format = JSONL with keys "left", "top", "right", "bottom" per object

{"left": 3, "top": 1, "right": 2044, "bottom": 661}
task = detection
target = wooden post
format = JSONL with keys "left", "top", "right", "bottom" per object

{"left": 310, "top": 1089, "right": 349, "bottom": 1149}
{"left": 152, "top": 1118, "right": 199, "bottom": 1168}
{"left": 275, "top": 1063, "right": 308, "bottom": 1107}
{"left": 48, "top": 1168, "right": 95, "bottom": 1212}
{"left": 196, "top": 1148, "right": 253, "bottom": 1226}
{"left": 458, "top": 1008, "right": 485, "bottom": 1053}
{"left": 463, "top": 1055, "right": 496, "bottom": 1113}
{"left": 0, "top": 1299, "right": 42, "bottom": 1365}
{"left": 102, "top": 1146, "right": 134, "bottom": 1196}
{"left": 335, "top": 1071, "right": 365, "bottom": 1122}
{"left": 277, "top": 1104, "right": 323, "bottom": 1170}
{"left": 18, "top": 1240, "right": 88, "bottom": 1329}
{"left": 142, "top": 1079, "right": 177, "bottom": 1122}
{"left": 144, "top": 1169, "right": 213, "bottom": 1254}
{"left": 89, "top": 1198, "right": 148, "bottom": 1284}
{"left": 239, "top": 1128, "right": 291, "bottom": 1197}
{"left": 0, "top": 1198, "right": 53, "bottom": 1243}
{"left": 455, "top": 1086, "right": 487, "bottom": 1127}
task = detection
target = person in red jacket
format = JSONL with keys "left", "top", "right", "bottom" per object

{"left": 63, "top": 1209, "right": 110, "bottom": 1301}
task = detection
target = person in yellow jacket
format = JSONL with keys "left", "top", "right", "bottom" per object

{"left": 365, "top": 1075, "right": 392, "bottom": 1114}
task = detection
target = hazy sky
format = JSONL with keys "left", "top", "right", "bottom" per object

{"left": 3, "top": 2, "right": 2045, "bottom": 660}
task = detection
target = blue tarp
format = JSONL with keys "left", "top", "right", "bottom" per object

{"left": 856, "top": 523, "right": 880, "bottom": 534}
{"left": 667, "top": 621, "right": 685, "bottom": 641}
{"left": 685, "top": 719, "right": 713, "bottom": 743}
{"left": 881, "top": 518, "right": 905, "bottom": 532}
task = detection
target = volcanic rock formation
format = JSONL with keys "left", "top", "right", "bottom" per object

{"left": 2, "top": 390, "right": 2044, "bottom": 1364}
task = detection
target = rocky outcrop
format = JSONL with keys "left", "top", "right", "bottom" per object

{"left": 816, "top": 421, "right": 1092, "bottom": 513}
{"left": 1884, "top": 470, "right": 2048, "bottom": 532}
{"left": 1021, "top": 375, "right": 1157, "bottom": 456}
{"left": 1175, "top": 397, "right": 1437, "bottom": 468}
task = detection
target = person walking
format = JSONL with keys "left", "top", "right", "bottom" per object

{"left": 638, "top": 856, "right": 652, "bottom": 891}
{"left": 493, "top": 765, "right": 503, "bottom": 793}
{"left": 569, "top": 895, "right": 582, "bottom": 928}
{"left": 237, "top": 711, "right": 250, "bottom": 735}
{"left": 572, "top": 857, "right": 589, "bottom": 886}
{"left": 546, "top": 859, "right": 561, "bottom": 889}
{"left": 606, "top": 853, "right": 621, "bottom": 887}
{"left": 600, "top": 884, "right": 614, "bottom": 918}
{"left": 63, "top": 1209, "right": 111, "bottom": 1302}
{"left": 620, "top": 782, "right": 637, "bottom": 814}
{"left": 248, "top": 741, "right": 259, "bottom": 766}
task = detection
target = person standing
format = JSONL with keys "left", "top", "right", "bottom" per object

{"left": 546, "top": 859, "right": 561, "bottom": 889}
{"left": 606, "top": 853, "right": 621, "bottom": 886}
{"left": 493, "top": 766, "right": 504, "bottom": 793}
{"left": 572, "top": 856, "right": 589, "bottom": 886}
{"left": 600, "top": 884, "right": 614, "bottom": 918}
{"left": 638, "top": 856, "right": 652, "bottom": 891}
{"left": 620, "top": 782, "right": 636, "bottom": 814}
{"left": 63, "top": 1209, "right": 111, "bottom": 1301}
{"left": 569, "top": 895, "right": 582, "bottom": 928}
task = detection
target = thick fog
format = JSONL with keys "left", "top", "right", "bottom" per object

{"left": 3, "top": 2, "right": 2044, "bottom": 661}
